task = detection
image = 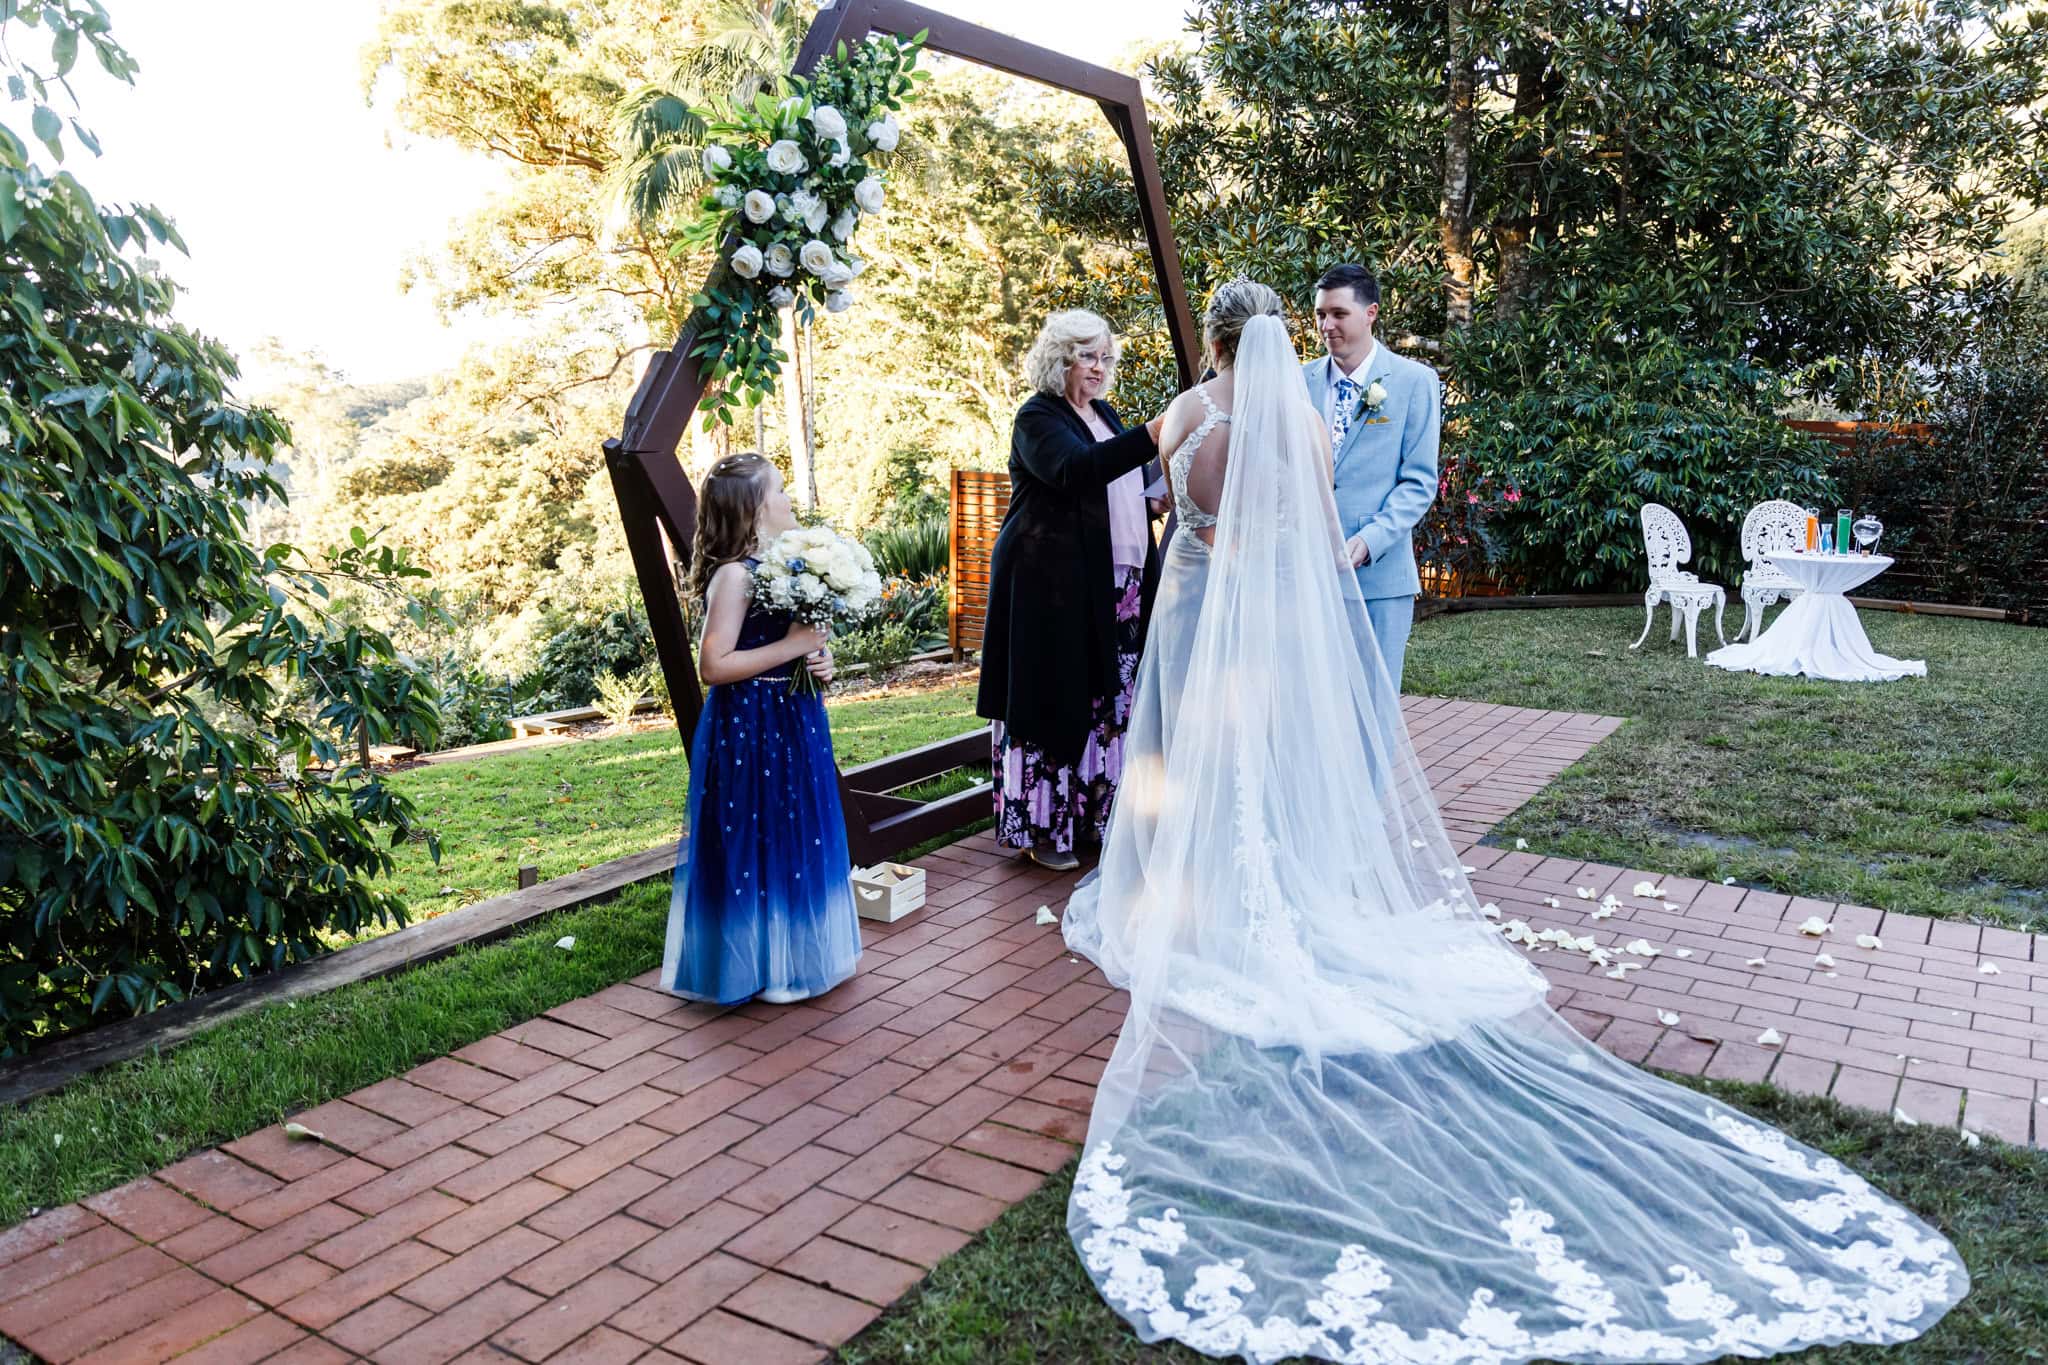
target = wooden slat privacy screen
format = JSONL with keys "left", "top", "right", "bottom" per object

{"left": 949, "top": 469, "right": 1009, "bottom": 658}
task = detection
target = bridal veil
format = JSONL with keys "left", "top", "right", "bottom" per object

{"left": 1058, "top": 310, "right": 1965, "bottom": 1363}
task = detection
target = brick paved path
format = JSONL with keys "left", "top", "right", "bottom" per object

{"left": 3, "top": 699, "right": 2042, "bottom": 1363}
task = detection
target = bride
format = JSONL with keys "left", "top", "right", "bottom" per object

{"left": 1058, "top": 278, "right": 1966, "bottom": 1364}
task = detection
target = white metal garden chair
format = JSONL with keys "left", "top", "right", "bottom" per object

{"left": 1632, "top": 502, "right": 1727, "bottom": 658}
{"left": 1735, "top": 498, "right": 1809, "bottom": 642}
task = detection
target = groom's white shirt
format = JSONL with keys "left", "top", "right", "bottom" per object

{"left": 1318, "top": 341, "right": 1377, "bottom": 434}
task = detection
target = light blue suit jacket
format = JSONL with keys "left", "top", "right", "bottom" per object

{"left": 1303, "top": 344, "right": 1441, "bottom": 600}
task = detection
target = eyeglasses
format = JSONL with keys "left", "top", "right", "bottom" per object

{"left": 1074, "top": 350, "right": 1110, "bottom": 367}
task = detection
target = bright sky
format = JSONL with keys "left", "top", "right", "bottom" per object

{"left": 45, "top": 0, "right": 1189, "bottom": 388}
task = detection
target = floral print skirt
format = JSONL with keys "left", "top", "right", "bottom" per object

{"left": 992, "top": 566, "right": 1144, "bottom": 854}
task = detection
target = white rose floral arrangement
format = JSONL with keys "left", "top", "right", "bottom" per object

{"left": 680, "top": 30, "right": 929, "bottom": 428}
{"left": 752, "top": 525, "right": 886, "bottom": 695}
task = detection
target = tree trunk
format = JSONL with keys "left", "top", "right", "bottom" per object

{"left": 1440, "top": 0, "right": 1478, "bottom": 335}
{"left": 1493, "top": 47, "right": 1551, "bottom": 327}
{"left": 778, "top": 309, "right": 815, "bottom": 509}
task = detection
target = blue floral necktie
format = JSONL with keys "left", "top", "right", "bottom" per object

{"left": 1331, "top": 376, "right": 1360, "bottom": 450}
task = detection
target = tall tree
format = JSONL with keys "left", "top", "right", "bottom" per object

{"left": 1043, "top": 0, "right": 2048, "bottom": 393}
{"left": 1016, "top": 0, "right": 2048, "bottom": 589}
{"left": 2, "top": 2, "right": 441, "bottom": 1048}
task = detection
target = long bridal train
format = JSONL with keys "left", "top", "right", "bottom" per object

{"left": 1058, "top": 312, "right": 1965, "bottom": 1365}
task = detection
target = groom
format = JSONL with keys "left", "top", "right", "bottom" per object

{"left": 1303, "top": 263, "right": 1440, "bottom": 690}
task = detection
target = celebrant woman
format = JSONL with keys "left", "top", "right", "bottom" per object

{"left": 976, "top": 310, "right": 1165, "bottom": 871}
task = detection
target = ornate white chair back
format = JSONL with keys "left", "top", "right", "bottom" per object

{"left": 1640, "top": 502, "right": 1696, "bottom": 586}
{"left": 1740, "top": 500, "right": 1808, "bottom": 587}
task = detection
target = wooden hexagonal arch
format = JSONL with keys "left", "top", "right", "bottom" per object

{"left": 605, "top": 0, "right": 1196, "bottom": 863}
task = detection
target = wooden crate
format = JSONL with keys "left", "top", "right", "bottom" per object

{"left": 949, "top": 468, "right": 1009, "bottom": 659}
{"left": 852, "top": 862, "right": 927, "bottom": 922}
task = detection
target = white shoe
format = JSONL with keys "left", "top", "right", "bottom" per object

{"left": 755, "top": 986, "right": 812, "bottom": 1004}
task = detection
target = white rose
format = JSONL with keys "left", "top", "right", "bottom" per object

{"left": 768, "top": 284, "right": 796, "bottom": 309}
{"left": 804, "top": 199, "right": 830, "bottom": 233}
{"left": 702, "top": 144, "right": 733, "bottom": 176}
{"left": 715, "top": 185, "right": 741, "bottom": 209}
{"left": 729, "top": 242, "right": 764, "bottom": 279}
{"left": 821, "top": 259, "right": 853, "bottom": 289}
{"left": 1366, "top": 380, "right": 1389, "bottom": 407}
{"left": 830, "top": 208, "right": 856, "bottom": 242}
{"left": 809, "top": 105, "right": 848, "bottom": 140}
{"left": 764, "top": 243, "right": 796, "bottom": 277}
{"left": 865, "top": 116, "right": 899, "bottom": 152}
{"left": 846, "top": 254, "right": 867, "bottom": 277}
{"left": 828, "top": 139, "right": 852, "bottom": 169}
{"left": 853, "top": 176, "right": 885, "bottom": 214}
{"left": 799, "top": 239, "right": 835, "bottom": 276}
{"left": 742, "top": 189, "right": 776, "bottom": 224}
{"left": 765, "top": 139, "right": 807, "bottom": 175}
{"left": 788, "top": 189, "right": 820, "bottom": 222}
{"left": 826, "top": 289, "right": 854, "bottom": 314}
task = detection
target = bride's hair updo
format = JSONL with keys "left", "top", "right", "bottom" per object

{"left": 1203, "top": 277, "right": 1284, "bottom": 367}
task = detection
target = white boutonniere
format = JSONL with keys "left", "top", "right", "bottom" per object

{"left": 1355, "top": 379, "right": 1390, "bottom": 423}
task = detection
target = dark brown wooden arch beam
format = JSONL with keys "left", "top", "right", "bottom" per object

{"left": 606, "top": 0, "right": 1196, "bottom": 862}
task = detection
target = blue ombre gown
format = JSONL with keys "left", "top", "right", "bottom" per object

{"left": 662, "top": 575, "right": 860, "bottom": 1004}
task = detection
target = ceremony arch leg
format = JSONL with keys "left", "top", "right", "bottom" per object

{"left": 606, "top": 0, "right": 1198, "bottom": 863}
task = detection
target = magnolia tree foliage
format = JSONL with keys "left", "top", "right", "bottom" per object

{"left": 1021, "top": 0, "right": 2048, "bottom": 589}
{"left": 0, "top": 2, "right": 440, "bottom": 1050}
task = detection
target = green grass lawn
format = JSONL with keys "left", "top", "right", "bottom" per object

{"left": 0, "top": 683, "right": 992, "bottom": 1228}
{"left": 371, "top": 681, "right": 985, "bottom": 919}
{"left": 0, "top": 882, "right": 671, "bottom": 1230}
{"left": 837, "top": 1081, "right": 2048, "bottom": 1365}
{"left": 1407, "top": 608, "right": 2048, "bottom": 930}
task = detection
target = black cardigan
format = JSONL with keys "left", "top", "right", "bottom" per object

{"left": 976, "top": 393, "right": 1162, "bottom": 762}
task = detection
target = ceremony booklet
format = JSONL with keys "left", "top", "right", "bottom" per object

{"left": 1143, "top": 474, "right": 1168, "bottom": 500}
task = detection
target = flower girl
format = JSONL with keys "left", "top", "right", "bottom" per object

{"left": 662, "top": 453, "right": 860, "bottom": 1005}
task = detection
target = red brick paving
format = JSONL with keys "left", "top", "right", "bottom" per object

{"left": 5, "top": 698, "right": 2043, "bottom": 1362}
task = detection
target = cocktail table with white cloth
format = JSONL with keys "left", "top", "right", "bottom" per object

{"left": 1705, "top": 550, "right": 1926, "bottom": 681}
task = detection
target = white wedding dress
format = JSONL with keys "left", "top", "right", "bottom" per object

{"left": 1058, "top": 315, "right": 1966, "bottom": 1364}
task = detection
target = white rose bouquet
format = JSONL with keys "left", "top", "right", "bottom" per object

{"left": 674, "top": 30, "right": 929, "bottom": 429}
{"left": 751, "top": 526, "right": 885, "bottom": 696}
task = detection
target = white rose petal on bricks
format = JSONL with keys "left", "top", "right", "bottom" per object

{"left": 1757, "top": 1028, "right": 1783, "bottom": 1047}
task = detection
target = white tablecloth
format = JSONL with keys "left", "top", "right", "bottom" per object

{"left": 1706, "top": 552, "right": 1926, "bottom": 682}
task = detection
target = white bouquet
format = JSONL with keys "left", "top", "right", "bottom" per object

{"left": 752, "top": 525, "right": 884, "bottom": 695}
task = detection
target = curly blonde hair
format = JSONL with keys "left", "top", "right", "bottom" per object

{"left": 1023, "top": 310, "right": 1119, "bottom": 396}
{"left": 1203, "top": 277, "right": 1285, "bottom": 367}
